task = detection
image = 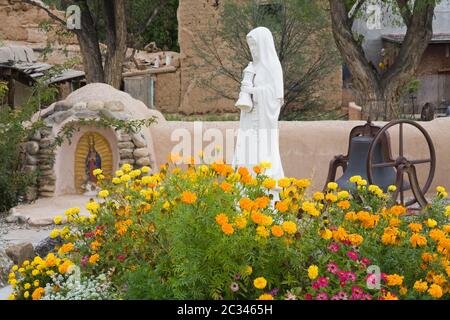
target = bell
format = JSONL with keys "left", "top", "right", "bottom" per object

{"left": 336, "top": 136, "right": 407, "bottom": 191}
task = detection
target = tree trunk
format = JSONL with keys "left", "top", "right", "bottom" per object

{"left": 102, "top": 0, "right": 127, "bottom": 89}
{"left": 329, "top": 0, "right": 435, "bottom": 120}
{"left": 75, "top": 0, "right": 104, "bottom": 83}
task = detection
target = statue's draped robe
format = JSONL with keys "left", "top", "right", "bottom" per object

{"left": 233, "top": 27, "right": 284, "bottom": 183}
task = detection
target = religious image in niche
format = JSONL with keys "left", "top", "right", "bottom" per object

{"left": 233, "top": 27, "right": 285, "bottom": 196}
{"left": 82, "top": 134, "right": 102, "bottom": 196}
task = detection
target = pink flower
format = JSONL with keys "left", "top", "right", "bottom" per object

{"left": 117, "top": 255, "right": 125, "bottom": 262}
{"left": 81, "top": 255, "right": 88, "bottom": 267}
{"left": 230, "top": 282, "right": 239, "bottom": 292}
{"left": 316, "top": 292, "right": 329, "bottom": 300}
{"left": 346, "top": 271, "right": 356, "bottom": 282}
{"left": 327, "top": 263, "right": 339, "bottom": 274}
{"left": 304, "top": 294, "right": 313, "bottom": 300}
{"left": 351, "top": 286, "right": 363, "bottom": 296}
{"left": 328, "top": 243, "right": 339, "bottom": 252}
{"left": 342, "top": 240, "right": 351, "bottom": 246}
{"left": 96, "top": 225, "right": 105, "bottom": 230}
{"left": 351, "top": 293, "right": 363, "bottom": 300}
{"left": 85, "top": 232, "right": 95, "bottom": 238}
{"left": 362, "top": 257, "right": 371, "bottom": 265}
{"left": 312, "top": 281, "right": 320, "bottom": 290}
{"left": 337, "top": 270, "right": 347, "bottom": 281}
{"left": 339, "top": 280, "right": 346, "bottom": 287}
{"left": 337, "top": 292, "right": 348, "bottom": 300}
{"left": 347, "top": 251, "right": 359, "bottom": 261}
{"left": 329, "top": 226, "right": 337, "bottom": 231}
{"left": 317, "top": 277, "right": 329, "bottom": 288}
{"left": 362, "top": 294, "right": 372, "bottom": 300}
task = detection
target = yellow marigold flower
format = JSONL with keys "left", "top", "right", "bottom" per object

{"left": 115, "top": 170, "right": 124, "bottom": 177}
{"left": 308, "top": 265, "right": 319, "bottom": 280}
{"left": 409, "top": 223, "right": 423, "bottom": 233}
{"left": 260, "top": 161, "right": 272, "bottom": 169}
{"left": 386, "top": 274, "right": 404, "bottom": 286}
{"left": 256, "top": 226, "right": 270, "bottom": 238}
{"left": 319, "top": 228, "right": 332, "bottom": 240}
{"left": 333, "top": 226, "right": 348, "bottom": 242}
{"left": 53, "top": 215, "right": 62, "bottom": 225}
{"left": 23, "top": 291, "right": 30, "bottom": 299}
{"left": 24, "top": 283, "right": 31, "bottom": 290}
{"left": 215, "top": 213, "right": 228, "bottom": 226}
{"left": 410, "top": 233, "right": 427, "bottom": 248}
{"left": 337, "top": 190, "right": 349, "bottom": 200}
{"left": 295, "top": 179, "right": 311, "bottom": 188}
{"left": 86, "top": 201, "right": 100, "bottom": 213}
{"left": 278, "top": 178, "right": 291, "bottom": 188}
{"left": 275, "top": 200, "right": 289, "bottom": 213}
{"left": 130, "top": 169, "right": 141, "bottom": 178}
{"left": 413, "top": 280, "right": 428, "bottom": 292}
{"left": 92, "top": 168, "right": 102, "bottom": 176}
{"left": 337, "top": 200, "right": 350, "bottom": 210}
{"left": 271, "top": 225, "right": 284, "bottom": 237}
{"left": 389, "top": 218, "right": 401, "bottom": 227}
{"left": 257, "top": 294, "right": 274, "bottom": 300}
{"left": 357, "top": 179, "right": 367, "bottom": 186}
{"left": 388, "top": 185, "right": 397, "bottom": 192}
{"left": 98, "top": 190, "right": 109, "bottom": 198}
{"left": 383, "top": 292, "right": 398, "bottom": 300}
{"left": 33, "top": 280, "right": 39, "bottom": 287}
{"left": 327, "top": 182, "right": 338, "bottom": 190}
{"left": 90, "top": 240, "right": 102, "bottom": 251}
{"left": 58, "top": 243, "right": 74, "bottom": 255}
{"left": 31, "top": 269, "right": 39, "bottom": 276}
{"left": 120, "top": 174, "right": 131, "bottom": 182}
{"left": 245, "top": 266, "right": 253, "bottom": 275}
{"left": 262, "top": 178, "right": 276, "bottom": 189}
{"left": 349, "top": 175, "right": 362, "bottom": 183}
{"left": 261, "top": 214, "right": 273, "bottom": 226}
{"left": 325, "top": 193, "right": 338, "bottom": 202}
{"left": 112, "top": 177, "right": 121, "bottom": 184}
{"left": 122, "top": 163, "right": 132, "bottom": 172}
{"left": 31, "top": 287, "right": 45, "bottom": 300}
{"left": 11, "top": 265, "right": 18, "bottom": 272}
{"left": 282, "top": 221, "right": 297, "bottom": 234}
{"left": 253, "top": 277, "right": 267, "bottom": 289}
{"left": 141, "top": 166, "right": 151, "bottom": 173}
{"left": 64, "top": 207, "right": 80, "bottom": 216}
{"left": 428, "top": 284, "right": 443, "bottom": 298}
{"left": 181, "top": 191, "right": 197, "bottom": 204}
{"left": 89, "top": 254, "right": 100, "bottom": 265}
{"left": 436, "top": 186, "right": 446, "bottom": 193}
{"left": 348, "top": 234, "right": 363, "bottom": 246}
{"left": 234, "top": 216, "right": 247, "bottom": 229}
{"left": 313, "top": 192, "right": 324, "bottom": 201}
{"left": 426, "top": 218, "right": 437, "bottom": 228}
{"left": 7, "top": 294, "right": 15, "bottom": 300}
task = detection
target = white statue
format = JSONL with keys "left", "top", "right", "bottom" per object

{"left": 233, "top": 27, "right": 285, "bottom": 187}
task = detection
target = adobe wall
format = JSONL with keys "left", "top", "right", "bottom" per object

{"left": 147, "top": 117, "right": 450, "bottom": 194}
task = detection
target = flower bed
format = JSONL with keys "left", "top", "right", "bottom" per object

{"left": 6, "top": 160, "right": 450, "bottom": 300}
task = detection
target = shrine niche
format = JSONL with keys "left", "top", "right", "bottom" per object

{"left": 74, "top": 132, "right": 113, "bottom": 195}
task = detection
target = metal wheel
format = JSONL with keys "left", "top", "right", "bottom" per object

{"left": 366, "top": 119, "right": 436, "bottom": 208}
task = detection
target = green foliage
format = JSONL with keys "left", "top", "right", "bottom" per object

{"left": 0, "top": 84, "right": 43, "bottom": 213}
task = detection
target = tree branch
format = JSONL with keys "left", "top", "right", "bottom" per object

{"left": 396, "top": 0, "right": 412, "bottom": 25}
{"left": 21, "top": 0, "right": 69, "bottom": 28}
{"left": 348, "top": 0, "right": 366, "bottom": 26}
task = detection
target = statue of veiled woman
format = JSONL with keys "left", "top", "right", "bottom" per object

{"left": 82, "top": 134, "right": 102, "bottom": 195}
{"left": 233, "top": 27, "right": 285, "bottom": 187}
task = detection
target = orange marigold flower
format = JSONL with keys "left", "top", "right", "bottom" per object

{"left": 255, "top": 196, "right": 270, "bottom": 209}
{"left": 58, "top": 260, "right": 72, "bottom": 274}
{"left": 271, "top": 225, "right": 284, "bottom": 237}
{"left": 428, "top": 284, "right": 443, "bottom": 298}
{"left": 410, "top": 233, "right": 427, "bottom": 248}
{"left": 238, "top": 167, "right": 250, "bottom": 177}
{"left": 430, "top": 229, "right": 446, "bottom": 242}
{"left": 215, "top": 213, "right": 229, "bottom": 226}
{"left": 220, "top": 181, "right": 232, "bottom": 193}
{"left": 386, "top": 274, "right": 404, "bottom": 286}
{"left": 221, "top": 223, "right": 234, "bottom": 235}
{"left": 251, "top": 211, "right": 264, "bottom": 225}
{"left": 89, "top": 254, "right": 100, "bottom": 265}
{"left": 239, "top": 198, "right": 254, "bottom": 211}
{"left": 31, "top": 287, "right": 45, "bottom": 300}
{"left": 58, "top": 243, "right": 74, "bottom": 255}
{"left": 332, "top": 226, "right": 348, "bottom": 242}
{"left": 253, "top": 166, "right": 262, "bottom": 174}
{"left": 348, "top": 234, "right": 363, "bottom": 246}
{"left": 181, "top": 191, "right": 197, "bottom": 204}
{"left": 389, "top": 205, "right": 406, "bottom": 216}
{"left": 337, "top": 200, "right": 350, "bottom": 210}
{"left": 409, "top": 223, "right": 423, "bottom": 233}
{"left": 275, "top": 200, "right": 289, "bottom": 213}
{"left": 257, "top": 294, "right": 274, "bottom": 300}
{"left": 345, "top": 211, "right": 357, "bottom": 221}
{"left": 262, "top": 178, "right": 276, "bottom": 189}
